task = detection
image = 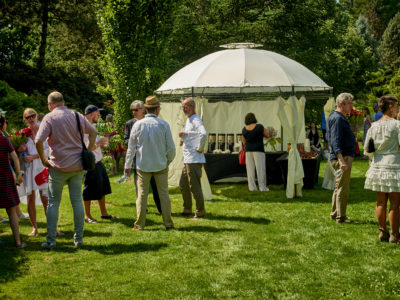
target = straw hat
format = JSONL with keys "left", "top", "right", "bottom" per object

{"left": 144, "top": 95, "right": 160, "bottom": 108}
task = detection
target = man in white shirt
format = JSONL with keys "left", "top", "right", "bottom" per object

{"left": 124, "top": 95, "right": 175, "bottom": 230}
{"left": 123, "top": 100, "right": 162, "bottom": 214}
{"left": 179, "top": 98, "right": 207, "bottom": 218}
{"left": 83, "top": 105, "right": 117, "bottom": 223}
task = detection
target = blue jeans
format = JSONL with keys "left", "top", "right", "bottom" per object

{"left": 46, "top": 168, "right": 84, "bottom": 245}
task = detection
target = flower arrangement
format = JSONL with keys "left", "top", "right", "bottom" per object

{"left": 96, "top": 117, "right": 125, "bottom": 173}
{"left": 8, "top": 127, "right": 32, "bottom": 150}
{"left": 264, "top": 127, "right": 282, "bottom": 152}
{"left": 347, "top": 109, "right": 363, "bottom": 133}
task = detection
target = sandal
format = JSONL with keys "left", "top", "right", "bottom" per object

{"left": 85, "top": 218, "right": 98, "bottom": 224}
{"left": 101, "top": 215, "right": 118, "bottom": 220}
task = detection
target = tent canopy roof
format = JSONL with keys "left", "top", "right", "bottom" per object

{"left": 156, "top": 48, "right": 331, "bottom": 96}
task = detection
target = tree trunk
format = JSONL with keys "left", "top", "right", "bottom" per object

{"left": 37, "top": 0, "right": 49, "bottom": 70}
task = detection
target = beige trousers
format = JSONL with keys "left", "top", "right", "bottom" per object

{"left": 330, "top": 156, "right": 353, "bottom": 221}
{"left": 179, "top": 163, "right": 205, "bottom": 216}
{"left": 135, "top": 168, "right": 173, "bottom": 229}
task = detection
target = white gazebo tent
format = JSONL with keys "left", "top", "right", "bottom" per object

{"left": 156, "top": 43, "right": 331, "bottom": 198}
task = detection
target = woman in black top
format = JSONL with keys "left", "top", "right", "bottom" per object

{"left": 242, "top": 113, "right": 270, "bottom": 191}
{"left": 307, "top": 121, "right": 321, "bottom": 151}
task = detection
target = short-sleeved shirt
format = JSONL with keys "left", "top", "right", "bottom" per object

{"left": 242, "top": 124, "right": 265, "bottom": 152}
{"left": 0, "top": 136, "right": 20, "bottom": 208}
{"left": 35, "top": 106, "right": 97, "bottom": 173}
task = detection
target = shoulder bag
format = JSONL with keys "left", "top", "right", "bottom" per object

{"left": 74, "top": 112, "right": 95, "bottom": 171}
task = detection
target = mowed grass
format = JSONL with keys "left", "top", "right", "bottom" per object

{"left": 1, "top": 158, "right": 400, "bottom": 299}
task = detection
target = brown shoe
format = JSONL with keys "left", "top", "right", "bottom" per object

{"left": 379, "top": 228, "right": 390, "bottom": 242}
{"left": 336, "top": 217, "right": 356, "bottom": 224}
{"left": 132, "top": 225, "right": 143, "bottom": 231}
{"left": 180, "top": 212, "right": 192, "bottom": 216}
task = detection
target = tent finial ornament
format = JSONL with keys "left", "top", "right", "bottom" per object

{"left": 220, "top": 42, "right": 263, "bottom": 49}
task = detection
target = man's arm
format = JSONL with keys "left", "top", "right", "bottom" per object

{"left": 87, "top": 129, "right": 97, "bottom": 151}
{"left": 194, "top": 118, "right": 207, "bottom": 153}
{"left": 329, "top": 119, "right": 348, "bottom": 170}
{"left": 124, "top": 120, "right": 132, "bottom": 146}
{"left": 36, "top": 140, "right": 51, "bottom": 168}
{"left": 124, "top": 123, "right": 138, "bottom": 175}
{"left": 165, "top": 125, "right": 176, "bottom": 165}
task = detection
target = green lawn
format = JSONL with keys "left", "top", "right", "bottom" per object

{"left": 1, "top": 158, "right": 400, "bottom": 299}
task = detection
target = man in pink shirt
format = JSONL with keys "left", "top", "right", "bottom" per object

{"left": 36, "top": 91, "right": 97, "bottom": 249}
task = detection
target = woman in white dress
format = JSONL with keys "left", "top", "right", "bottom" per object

{"left": 364, "top": 95, "right": 400, "bottom": 243}
{"left": 22, "top": 108, "right": 49, "bottom": 236}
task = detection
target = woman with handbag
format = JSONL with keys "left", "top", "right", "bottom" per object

{"left": 242, "top": 113, "right": 270, "bottom": 191}
{"left": 364, "top": 95, "right": 400, "bottom": 243}
{"left": 21, "top": 108, "right": 50, "bottom": 236}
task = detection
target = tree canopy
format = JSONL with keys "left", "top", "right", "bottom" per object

{"left": 0, "top": 0, "right": 399, "bottom": 127}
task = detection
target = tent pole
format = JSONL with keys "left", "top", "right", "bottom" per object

{"left": 191, "top": 87, "right": 194, "bottom": 98}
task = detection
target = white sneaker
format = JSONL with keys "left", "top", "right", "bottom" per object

{"left": 18, "top": 212, "right": 29, "bottom": 219}
{"left": 0, "top": 217, "right": 9, "bottom": 222}
{"left": 260, "top": 187, "right": 270, "bottom": 192}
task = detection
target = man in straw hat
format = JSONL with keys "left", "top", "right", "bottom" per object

{"left": 124, "top": 95, "right": 175, "bottom": 230}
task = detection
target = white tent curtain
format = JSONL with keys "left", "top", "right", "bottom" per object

{"left": 322, "top": 96, "right": 336, "bottom": 190}
{"left": 159, "top": 98, "right": 213, "bottom": 200}
{"left": 277, "top": 96, "right": 306, "bottom": 198}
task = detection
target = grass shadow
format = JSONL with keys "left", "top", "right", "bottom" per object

{"left": 205, "top": 213, "right": 271, "bottom": 225}
{"left": 0, "top": 239, "right": 27, "bottom": 285}
{"left": 176, "top": 226, "right": 240, "bottom": 233}
{"left": 207, "top": 177, "right": 376, "bottom": 204}
{"left": 113, "top": 217, "right": 159, "bottom": 228}
{"left": 86, "top": 242, "right": 168, "bottom": 255}
{"left": 52, "top": 229, "right": 113, "bottom": 239}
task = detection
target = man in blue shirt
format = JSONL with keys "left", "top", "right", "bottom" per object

{"left": 372, "top": 102, "right": 383, "bottom": 121}
{"left": 327, "top": 93, "right": 356, "bottom": 223}
{"left": 124, "top": 95, "right": 176, "bottom": 230}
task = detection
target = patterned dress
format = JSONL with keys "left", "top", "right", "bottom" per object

{"left": 364, "top": 118, "right": 400, "bottom": 192}
{"left": 0, "top": 136, "right": 20, "bottom": 208}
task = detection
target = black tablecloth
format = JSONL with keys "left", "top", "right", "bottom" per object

{"left": 276, "top": 152, "right": 322, "bottom": 189}
{"left": 204, "top": 152, "right": 285, "bottom": 184}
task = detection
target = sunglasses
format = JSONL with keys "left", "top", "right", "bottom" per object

{"left": 131, "top": 109, "right": 140, "bottom": 112}
{"left": 25, "top": 114, "right": 36, "bottom": 120}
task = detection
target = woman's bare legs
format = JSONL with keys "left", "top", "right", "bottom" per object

{"left": 388, "top": 192, "right": 400, "bottom": 241}
{"left": 27, "top": 192, "right": 38, "bottom": 236}
{"left": 5, "top": 205, "right": 25, "bottom": 247}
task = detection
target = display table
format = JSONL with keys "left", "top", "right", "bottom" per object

{"left": 276, "top": 152, "right": 322, "bottom": 189}
{"left": 204, "top": 152, "right": 285, "bottom": 184}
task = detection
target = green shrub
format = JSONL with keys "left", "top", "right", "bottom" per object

{"left": 0, "top": 80, "right": 44, "bottom": 129}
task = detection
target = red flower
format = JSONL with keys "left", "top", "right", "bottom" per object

{"left": 350, "top": 109, "right": 362, "bottom": 116}
{"left": 22, "top": 127, "right": 32, "bottom": 137}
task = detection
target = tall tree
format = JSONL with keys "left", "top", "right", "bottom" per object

{"left": 364, "top": 0, "right": 400, "bottom": 40}
{"left": 95, "top": 0, "right": 176, "bottom": 128}
{"left": 37, "top": 0, "right": 49, "bottom": 70}
{"left": 379, "top": 12, "right": 400, "bottom": 69}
